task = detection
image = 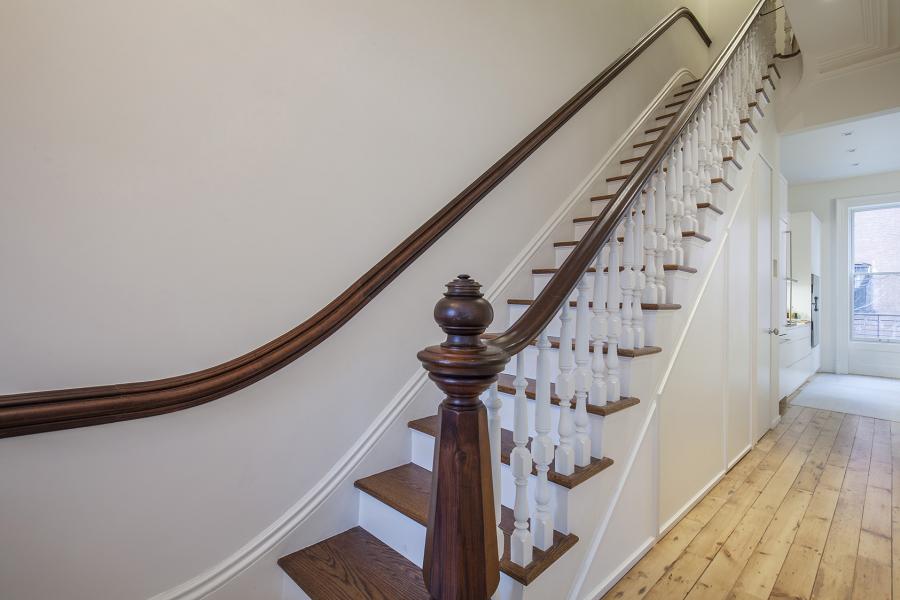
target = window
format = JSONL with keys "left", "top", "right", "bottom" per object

{"left": 851, "top": 204, "right": 900, "bottom": 343}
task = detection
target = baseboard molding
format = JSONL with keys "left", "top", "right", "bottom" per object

{"left": 728, "top": 443, "right": 753, "bottom": 470}
{"left": 582, "top": 535, "right": 656, "bottom": 600}
{"left": 149, "top": 66, "right": 701, "bottom": 600}
{"left": 569, "top": 398, "right": 659, "bottom": 600}
{"left": 657, "top": 467, "right": 725, "bottom": 536}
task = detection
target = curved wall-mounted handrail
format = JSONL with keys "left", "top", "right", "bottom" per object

{"left": 0, "top": 7, "right": 710, "bottom": 438}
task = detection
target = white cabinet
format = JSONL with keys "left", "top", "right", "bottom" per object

{"left": 778, "top": 210, "right": 822, "bottom": 400}
{"left": 779, "top": 324, "right": 820, "bottom": 399}
{"left": 788, "top": 211, "right": 821, "bottom": 320}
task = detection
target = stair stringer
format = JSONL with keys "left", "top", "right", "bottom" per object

{"left": 544, "top": 120, "right": 773, "bottom": 600}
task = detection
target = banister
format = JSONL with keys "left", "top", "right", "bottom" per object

{"left": 0, "top": 6, "right": 711, "bottom": 439}
{"left": 417, "top": 1, "right": 773, "bottom": 597}
{"left": 490, "top": 0, "right": 767, "bottom": 357}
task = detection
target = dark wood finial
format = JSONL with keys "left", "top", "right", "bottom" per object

{"left": 417, "top": 275, "right": 507, "bottom": 599}
{"left": 434, "top": 274, "right": 494, "bottom": 349}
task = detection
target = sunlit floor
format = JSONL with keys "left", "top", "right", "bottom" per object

{"left": 791, "top": 373, "right": 900, "bottom": 422}
{"left": 603, "top": 406, "right": 897, "bottom": 600}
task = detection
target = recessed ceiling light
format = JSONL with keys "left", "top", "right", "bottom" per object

{"left": 842, "top": 131, "right": 854, "bottom": 136}
{"left": 852, "top": 162, "right": 860, "bottom": 166}
{"left": 847, "top": 148, "right": 857, "bottom": 152}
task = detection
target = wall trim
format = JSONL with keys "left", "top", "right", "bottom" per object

{"left": 149, "top": 66, "right": 699, "bottom": 600}
{"left": 581, "top": 535, "right": 657, "bottom": 600}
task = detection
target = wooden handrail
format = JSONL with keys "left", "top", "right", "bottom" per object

{"left": 490, "top": 0, "right": 767, "bottom": 358}
{"left": 0, "top": 7, "right": 710, "bottom": 439}
{"left": 417, "top": 1, "right": 769, "bottom": 597}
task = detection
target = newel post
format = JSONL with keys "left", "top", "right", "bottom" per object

{"left": 417, "top": 274, "right": 508, "bottom": 600}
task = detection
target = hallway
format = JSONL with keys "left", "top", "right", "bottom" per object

{"left": 604, "top": 405, "right": 896, "bottom": 599}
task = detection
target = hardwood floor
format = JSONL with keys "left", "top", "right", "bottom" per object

{"left": 603, "top": 405, "right": 898, "bottom": 600}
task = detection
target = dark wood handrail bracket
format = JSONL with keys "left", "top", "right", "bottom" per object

{"left": 0, "top": 7, "right": 711, "bottom": 439}
{"left": 417, "top": 2, "right": 770, "bottom": 597}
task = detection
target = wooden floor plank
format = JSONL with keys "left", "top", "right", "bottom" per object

{"left": 850, "top": 419, "right": 892, "bottom": 599}
{"left": 604, "top": 402, "right": 806, "bottom": 600}
{"left": 604, "top": 408, "right": 899, "bottom": 600}
{"left": 639, "top": 409, "right": 821, "bottom": 600}
{"left": 725, "top": 412, "right": 844, "bottom": 600}
{"left": 683, "top": 411, "right": 831, "bottom": 599}
{"left": 890, "top": 421, "right": 900, "bottom": 599}
{"left": 810, "top": 417, "right": 874, "bottom": 599}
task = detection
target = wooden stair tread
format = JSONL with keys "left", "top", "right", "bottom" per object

{"left": 740, "top": 117, "right": 758, "bottom": 133}
{"left": 483, "top": 332, "right": 662, "bottom": 358}
{"left": 682, "top": 230, "right": 712, "bottom": 242}
{"left": 673, "top": 88, "right": 694, "bottom": 97}
{"left": 681, "top": 78, "right": 700, "bottom": 87}
{"left": 633, "top": 139, "right": 657, "bottom": 149}
{"left": 621, "top": 155, "right": 644, "bottom": 164}
{"left": 732, "top": 135, "right": 750, "bottom": 150}
{"left": 697, "top": 201, "right": 724, "bottom": 215}
{"left": 768, "top": 62, "right": 781, "bottom": 78}
{"left": 655, "top": 111, "right": 678, "bottom": 121}
{"left": 723, "top": 155, "right": 743, "bottom": 170}
{"left": 354, "top": 463, "right": 578, "bottom": 584}
{"left": 755, "top": 87, "right": 771, "bottom": 103}
{"left": 711, "top": 177, "right": 735, "bottom": 191}
{"left": 606, "top": 174, "right": 629, "bottom": 182}
{"left": 762, "top": 74, "right": 776, "bottom": 89}
{"left": 495, "top": 372, "right": 641, "bottom": 417}
{"left": 278, "top": 526, "right": 429, "bottom": 600}
{"left": 665, "top": 99, "right": 687, "bottom": 108}
{"left": 408, "top": 416, "right": 613, "bottom": 490}
{"left": 507, "top": 297, "right": 681, "bottom": 312}
{"left": 591, "top": 193, "right": 616, "bottom": 202}
{"left": 665, "top": 263, "right": 697, "bottom": 273}
{"left": 644, "top": 125, "right": 666, "bottom": 135}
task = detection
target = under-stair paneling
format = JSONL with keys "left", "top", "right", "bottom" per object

{"left": 658, "top": 260, "right": 728, "bottom": 529}
{"left": 725, "top": 187, "right": 755, "bottom": 465}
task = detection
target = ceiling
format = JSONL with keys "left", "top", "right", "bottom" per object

{"left": 784, "top": 0, "right": 900, "bottom": 77}
{"left": 780, "top": 109, "right": 900, "bottom": 184}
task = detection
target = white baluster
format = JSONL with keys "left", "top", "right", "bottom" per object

{"left": 555, "top": 302, "right": 576, "bottom": 476}
{"left": 533, "top": 329, "right": 555, "bottom": 550}
{"left": 674, "top": 139, "right": 686, "bottom": 265}
{"left": 665, "top": 148, "right": 679, "bottom": 265}
{"left": 484, "top": 382, "right": 504, "bottom": 558}
{"left": 620, "top": 210, "right": 635, "bottom": 350}
{"left": 573, "top": 275, "right": 592, "bottom": 467}
{"left": 634, "top": 196, "right": 646, "bottom": 348}
{"left": 654, "top": 168, "right": 668, "bottom": 303}
{"left": 590, "top": 245, "right": 609, "bottom": 408}
{"left": 606, "top": 234, "right": 622, "bottom": 402}
{"left": 643, "top": 178, "right": 658, "bottom": 305}
{"left": 510, "top": 352, "right": 533, "bottom": 566}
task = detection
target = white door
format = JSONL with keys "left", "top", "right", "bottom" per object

{"left": 754, "top": 157, "right": 776, "bottom": 441}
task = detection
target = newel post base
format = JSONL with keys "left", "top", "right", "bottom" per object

{"left": 417, "top": 275, "right": 509, "bottom": 600}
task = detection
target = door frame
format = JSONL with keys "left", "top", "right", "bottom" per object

{"left": 751, "top": 152, "right": 779, "bottom": 440}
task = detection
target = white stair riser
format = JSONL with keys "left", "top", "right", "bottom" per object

{"left": 410, "top": 430, "right": 574, "bottom": 529}
{"left": 591, "top": 198, "right": 610, "bottom": 217}
{"left": 607, "top": 179, "right": 624, "bottom": 195}
{"left": 620, "top": 162, "right": 636, "bottom": 177}
{"left": 682, "top": 237, "right": 707, "bottom": 269}
{"left": 358, "top": 492, "right": 539, "bottom": 600}
{"left": 632, "top": 144, "right": 650, "bottom": 159}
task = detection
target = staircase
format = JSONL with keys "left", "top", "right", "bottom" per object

{"left": 277, "top": 6, "right": 784, "bottom": 596}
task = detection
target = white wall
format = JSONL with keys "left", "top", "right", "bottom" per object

{"left": 788, "top": 170, "right": 900, "bottom": 374}
{"left": 0, "top": 2, "right": 729, "bottom": 599}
